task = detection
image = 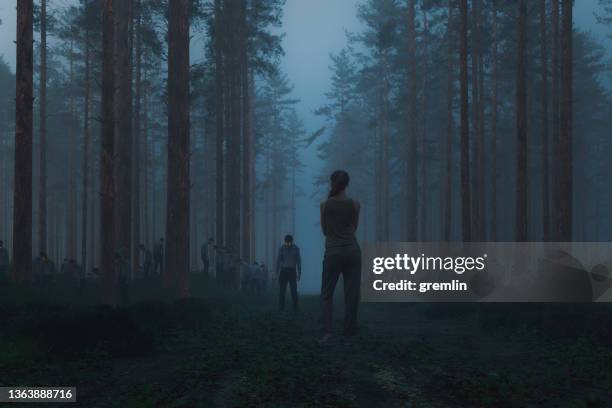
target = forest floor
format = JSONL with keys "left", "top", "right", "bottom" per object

{"left": 1, "top": 274, "right": 612, "bottom": 407}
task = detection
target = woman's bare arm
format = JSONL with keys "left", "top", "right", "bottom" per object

{"left": 353, "top": 200, "right": 361, "bottom": 232}
{"left": 320, "top": 201, "right": 326, "bottom": 236}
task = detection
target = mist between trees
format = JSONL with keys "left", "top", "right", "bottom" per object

{"left": 1, "top": 0, "right": 612, "bottom": 302}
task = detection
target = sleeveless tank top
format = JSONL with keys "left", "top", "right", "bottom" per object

{"left": 323, "top": 197, "right": 358, "bottom": 248}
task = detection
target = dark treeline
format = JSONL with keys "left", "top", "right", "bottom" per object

{"left": 1, "top": 0, "right": 307, "bottom": 302}
{"left": 316, "top": 0, "right": 612, "bottom": 244}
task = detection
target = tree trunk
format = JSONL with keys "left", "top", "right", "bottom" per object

{"left": 143, "top": 60, "right": 150, "bottom": 248}
{"left": 516, "top": 0, "right": 528, "bottom": 242}
{"left": 551, "top": 0, "right": 560, "bottom": 238}
{"left": 133, "top": 0, "right": 142, "bottom": 275}
{"left": 419, "top": 10, "right": 429, "bottom": 240}
{"left": 459, "top": 0, "right": 471, "bottom": 242}
{"left": 38, "top": 0, "right": 47, "bottom": 255}
{"left": 477, "top": 0, "right": 485, "bottom": 240}
{"left": 166, "top": 0, "right": 191, "bottom": 296}
{"left": 381, "top": 58, "right": 389, "bottom": 241}
{"left": 491, "top": 1, "right": 498, "bottom": 241}
{"left": 115, "top": 0, "right": 133, "bottom": 271}
{"left": 406, "top": 0, "right": 417, "bottom": 242}
{"left": 226, "top": 1, "right": 242, "bottom": 287}
{"left": 241, "top": 1, "right": 252, "bottom": 262}
{"left": 81, "top": 19, "right": 91, "bottom": 273}
{"left": 471, "top": 0, "right": 481, "bottom": 240}
{"left": 214, "top": 0, "right": 225, "bottom": 253}
{"left": 248, "top": 75, "right": 255, "bottom": 261}
{"left": 13, "top": 0, "right": 34, "bottom": 282}
{"left": 444, "top": 0, "right": 453, "bottom": 242}
{"left": 540, "top": 0, "right": 550, "bottom": 241}
{"left": 68, "top": 39, "right": 77, "bottom": 260}
{"left": 558, "top": 0, "right": 572, "bottom": 241}
{"left": 101, "top": 0, "right": 116, "bottom": 303}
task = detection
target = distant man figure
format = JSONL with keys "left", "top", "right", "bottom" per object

{"left": 0, "top": 240, "right": 9, "bottom": 281}
{"left": 201, "top": 238, "right": 213, "bottom": 275}
{"left": 276, "top": 234, "right": 301, "bottom": 312}
{"left": 153, "top": 238, "right": 164, "bottom": 275}
{"left": 138, "top": 244, "right": 153, "bottom": 277}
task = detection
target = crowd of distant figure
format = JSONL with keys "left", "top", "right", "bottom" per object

{"left": 0, "top": 236, "right": 275, "bottom": 299}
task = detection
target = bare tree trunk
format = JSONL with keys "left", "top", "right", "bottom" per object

{"left": 444, "top": 0, "right": 453, "bottom": 242}
{"left": 477, "top": 0, "right": 485, "bottom": 240}
{"left": 248, "top": 75, "right": 255, "bottom": 261}
{"left": 226, "top": 1, "right": 242, "bottom": 287}
{"left": 406, "top": 0, "right": 417, "bottom": 242}
{"left": 557, "top": 0, "right": 572, "bottom": 241}
{"left": 68, "top": 39, "right": 77, "bottom": 260}
{"left": 166, "top": 0, "right": 191, "bottom": 296}
{"left": 133, "top": 0, "right": 142, "bottom": 274}
{"left": 38, "top": 0, "right": 47, "bottom": 255}
{"left": 540, "top": 0, "right": 550, "bottom": 241}
{"left": 101, "top": 0, "right": 116, "bottom": 303}
{"left": 241, "top": 4, "right": 252, "bottom": 262}
{"left": 516, "top": 0, "right": 528, "bottom": 242}
{"left": 265, "top": 154, "right": 270, "bottom": 268}
{"left": 471, "top": 0, "right": 481, "bottom": 240}
{"left": 381, "top": 58, "right": 390, "bottom": 241}
{"left": 143, "top": 61, "right": 150, "bottom": 248}
{"left": 115, "top": 0, "right": 133, "bottom": 271}
{"left": 81, "top": 20, "right": 91, "bottom": 273}
{"left": 459, "top": 0, "right": 471, "bottom": 242}
{"left": 214, "top": 0, "right": 225, "bottom": 253}
{"left": 551, "top": 0, "right": 560, "bottom": 239}
{"left": 420, "top": 10, "right": 429, "bottom": 240}
{"left": 13, "top": 0, "right": 33, "bottom": 283}
{"left": 491, "top": 1, "right": 498, "bottom": 241}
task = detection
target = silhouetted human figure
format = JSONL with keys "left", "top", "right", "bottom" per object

{"left": 153, "top": 238, "right": 164, "bottom": 275}
{"left": 0, "top": 240, "right": 9, "bottom": 282}
{"left": 201, "top": 238, "right": 213, "bottom": 275}
{"left": 138, "top": 244, "right": 153, "bottom": 277}
{"left": 320, "top": 170, "right": 361, "bottom": 339}
{"left": 277, "top": 234, "right": 301, "bottom": 312}
{"left": 33, "top": 252, "right": 55, "bottom": 285}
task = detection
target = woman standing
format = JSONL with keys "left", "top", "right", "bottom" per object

{"left": 320, "top": 170, "right": 361, "bottom": 337}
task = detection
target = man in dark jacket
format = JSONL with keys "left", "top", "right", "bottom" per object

{"left": 276, "top": 234, "right": 302, "bottom": 312}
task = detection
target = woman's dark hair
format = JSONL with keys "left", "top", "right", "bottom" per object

{"left": 328, "top": 170, "right": 350, "bottom": 198}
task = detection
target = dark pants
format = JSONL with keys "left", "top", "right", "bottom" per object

{"left": 279, "top": 267, "right": 298, "bottom": 311}
{"left": 202, "top": 257, "right": 209, "bottom": 274}
{"left": 321, "top": 244, "right": 361, "bottom": 335}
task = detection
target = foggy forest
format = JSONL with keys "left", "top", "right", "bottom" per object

{"left": 1, "top": 0, "right": 612, "bottom": 406}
